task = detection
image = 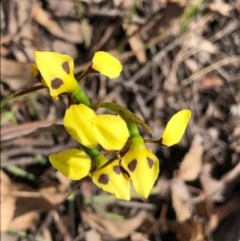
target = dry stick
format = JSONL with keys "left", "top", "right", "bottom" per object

{"left": 119, "top": 35, "right": 186, "bottom": 118}
{"left": 182, "top": 56, "right": 240, "bottom": 85}
{"left": 166, "top": 19, "right": 240, "bottom": 89}
{"left": 121, "top": 34, "right": 186, "bottom": 85}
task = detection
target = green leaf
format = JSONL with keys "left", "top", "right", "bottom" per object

{"left": 98, "top": 102, "right": 152, "bottom": 134}
{"left": 7, "top": 166, "right": 35, "bottom": 180}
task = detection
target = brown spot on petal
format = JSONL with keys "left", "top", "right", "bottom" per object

{"left": 98, "top": 174, "right": 109, "bottom": 185}
{"left": 128, "top": 159, "right": 137, "bottom": 172}
{"left": 51, "top": 78, "right": 63, "bottom": 89}
{"left": 147, "top": 158, "right": 154, "bottom": 168}
{"left": 113, "top": 165, "right": 121, "bottom": 174}
{"left": 62, "top": 61, "right": 70, "bottom": 74}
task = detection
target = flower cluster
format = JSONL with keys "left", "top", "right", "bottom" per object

{"left": 32, "top": 51, "right": 191, "bottom": 200}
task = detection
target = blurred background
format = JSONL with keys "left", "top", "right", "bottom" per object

{"left": 1, "top": 0, "right": 240, "bottom": 240}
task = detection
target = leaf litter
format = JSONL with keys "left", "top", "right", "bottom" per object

{"left": 1, "top": 0, "right": 240, "bottom": 240}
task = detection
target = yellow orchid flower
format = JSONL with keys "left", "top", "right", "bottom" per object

{"left": 92, "top": 51, "right": 123, "bottom": 79}
{"left": 92, "top": 155, "right": 131, "bottom": 200}
{"left": 161, "top": 109, "right": 191, "bottom": 146}
{"left": 49, "top": 149, "right": 91, "bottom": 180}
{"left": 34, "top": 51, "right": 81, "bottom": 98}
{"left": 64, "top": 104, "right": 98, "bottom": 148}
{"left": 92, "top": 114, "right": 129, "bottom": 150}
{"left": 63, "top": 104, "right": 129, "bottom": 150}
{"left": 121, "top": 135, "right": 159, "bottom": 198}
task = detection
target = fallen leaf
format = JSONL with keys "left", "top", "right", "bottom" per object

{"left": 166, "top": 219, "right": 204, "bottom": 241}
{"left": 31, "top": 2, "right": 83, "bottom": 43}
{"left": 177, "top": 137, "right": 203, "bottom": 181}
{"left": 0, "top": 171, "right": 16, "bottom": 232}
{"left": 200, "top": 163, "right": 240, "bottom": 202}
{"left": 199, "top": 75, "right": 224, "bottom": 89}
{"left": 0, "top": 58, "right": 33, "bottom": 89}
{"left": 209, "top": 1, "right": 232, "bottom": 16}
{"left": 209, "top": 194, "right": 240, "bottom": 232}
{"left": 171, "top": 178, "right": 193, "bottom": 222}
{"left": 200, "top": 163, "right": 225, "bottom": 202}
{"left": 184, "top": 58, "right": 199, "bottom": 73}
{"left": 122, "top": 23, "right": 147, "bottom": 64}
{"left": 82, "top": 210, "right": 150, "bottom": 239}
{"left": 85, "top": 229, "right": 102, "bottom": 241}
{"left": 9, "top": 210, "right": 39, "bottom": 231}
{"left": 1, "top": 171, "right": 71, "bottom": 231}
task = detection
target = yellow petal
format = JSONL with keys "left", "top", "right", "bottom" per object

{"left": 121, "top": 136, "right": 159, "bottom": 198}
{"left": 92, "top": 158, "right": 131, "bottom": 200}
{"left": 161, "top": 109, "right": 191, "bottom": 146}
{"left": 34, "top": 51, "right": 80, "bottom": 98}
{"left": 49, "top": 149, "right": 91, "bottom": 180}
{"left": 92, "top": 114, "right": 129, "bottom": 150}
{"left": 64, "top": 104, "right": 97, "bottom": 148}
{"left": 92, "top": 51, "right": 123, "bottom": 79}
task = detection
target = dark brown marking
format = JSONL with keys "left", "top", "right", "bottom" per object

{"left": 36, "top": 71, "right": 42, "bottom": 82}
{"left": 51, "top": 78, "right": 63, "bottom": 89}
{"left": 62, "top": 61, "right": 70, "bottom": 74}
{"left": 113, "top": 165, "right": 121, "bottom": 174}
{"left": 128, "top": 159, "right": 137, "bottom": 172}
{"left": 98, "top": 174, "right": 109, "bottom": 185}
{"left": 147, "top": 158, "right": 154, "bottom": 168}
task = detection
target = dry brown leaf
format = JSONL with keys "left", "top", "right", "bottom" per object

{"left": 183, "top": 34, "right": 218, "bottom": 54}
{"left": 9, "top": 210, "right": 39, "bottom": 231}
{"left": 166, "top": 219, "right": 205, "bottom": 241}
{"left": 47, "top": 0, "right": 75, "bottom": 16}
{"left": 0, "top": 58, "right": 33, "bottom": 89}
{"left": 229, "top": 124, "right": 240, "bottom": 153}
{"left": 171, "top": 178, "right": 193, "bottom": 222}
{"left": 199, "top": 75, "right": 224, "bottom": 89}
{"left": 40, "top": 172, "right": 71, "bottom": 206}
{"left": 184, "top": 58, "right": 199, "bottom": 73}
{"left": 0, "top": 171, "right": 16, "bottom": 232}
{"left": 52, "top": 40, "right": 78, "bottom": 59}
{"left": 131, "top": 232, "right": 150, "bottom": 241}
{"left": 31, "top": 2, "right": 82, "bottom": 43}
{"left": 197, "top": 39, "right": 218, "bottom": 54}
{"left": 1, "top": 171, "right": 70, "bottom": 231}
{"left": 85, "top": 229, "right": 102, "bottom": 241}
{"left": 209, "top": 194, "right": 240, "bottom": 232}
{"left": 200, "top": 163, "right": 240, "bottom": 202}
{"left": 82, "top": 210, "right": 150, "bottom": 239}
{"left": 209, "top": 1, "right": 232, "bottom": 16}
{"left": 177, "top": 139, "right": 203, "bottom": 181}
{"left": 221, "top": 163, "right": 240, "bottom": 184}
{"left": 200, "top": 163, "right": 225, "bottom": 202}
{"left": 122, "top": 23, "right": 147, "bottom": 64}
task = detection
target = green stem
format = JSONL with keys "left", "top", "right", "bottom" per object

{"left": 127, "top": 122, "right": 140, "bottom": 138}
{"left": 79, "top": 144, "right": 101, "bottom": 160}
{"left": 72, "top": 88, "right": 91, "bottom": 106}
{"left": 79, "top": 144, "right": 107, "bottom": 169}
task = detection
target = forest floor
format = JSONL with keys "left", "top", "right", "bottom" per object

{"left": 1, "top": 0, "right": 240, "bottom": 241}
